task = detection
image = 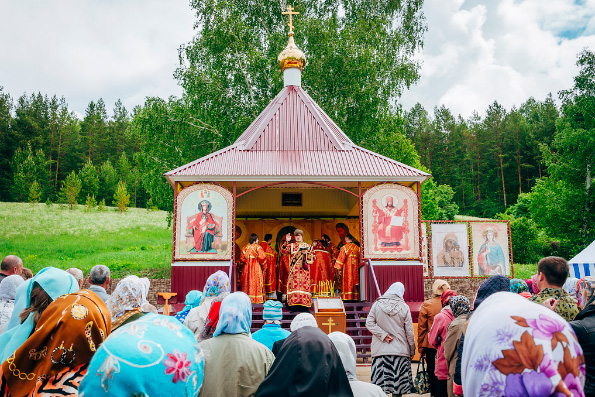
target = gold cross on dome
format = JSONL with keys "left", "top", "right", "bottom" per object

{"left": 322, "top": 317, "right": 338, "bottom": 334}
{"left": 282, "top": 5, "right": 299, "bottom": 33}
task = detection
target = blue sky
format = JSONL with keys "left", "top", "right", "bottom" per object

{"left": 0, "top": 0, "right": 594, "bottom": 119}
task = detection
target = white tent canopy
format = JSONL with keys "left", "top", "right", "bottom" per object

{"left": 569, "top": 239, "right": 595, "bottom": 278}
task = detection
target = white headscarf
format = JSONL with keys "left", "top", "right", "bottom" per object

{"left": 290, "top": 313, "right": 317, "bottom": 332}
{"left": 384, "top": 282, "right": 405, "bottom": 298}
{"left": 106, "top": 275, "right": 148, "bottom": 319}
{"left": 328, "top": 332, "right": 357, "bottom": 381}
{"left": 0, "top": 275, "right": 24, "bottom": 300}
{"left": 563, "top": 277, "right": 580, "bottom": 298}
{"left": 462, "top": 292, "right": 585, "bottom": 396}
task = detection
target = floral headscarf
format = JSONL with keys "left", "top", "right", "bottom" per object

{"left": 510, "top": 278, "right": 529, "bottom": 294}
{"left": 79, "top": 313, "right": 204, "bottom": 397}
{"left": 1, "top": 290, "right": 110, "bottom": 397}
{"left": 530, "top": 273, "right": 540, "bottom": 294}
{"left": 563, "top": 277, "right": 580, "bottom": 298}
{"left": 213, "top": 292, "right": 252, "bottom": 337}
{"left": 462, "top": 292, "right": 585, "bottom": 396}
{"left": 203, "top": 271, "right": 230, "bottom": 297}
{"left": 450, "top": 295, "right": 471, "bottom": 318}
{"left": 106, "top": 275, "right": 148, "bottom": 319}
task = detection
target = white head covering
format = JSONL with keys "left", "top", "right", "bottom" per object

{"left": 106, "top": 275, "right": 148, "bottom": 319}
{"left": 563, "top": 277, "right": 580, "bottom": 298}
{"left": 462, "top": 292, "right": 585, "bottom": 396}
{"left": 290, "top": 313, "right": 317, "bottom": 332}
{"left": 328, "top": 332, "right": 357, "bottom": 381}
{"left": 0, "top": 275, "right": 25, "bottom": 300}
{"left": 384, "top": 282, "right": 405, "bottom": 298}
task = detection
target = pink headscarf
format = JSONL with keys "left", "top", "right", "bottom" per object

{"left": 530, "top": 274, "right": 540, "bottom": 294}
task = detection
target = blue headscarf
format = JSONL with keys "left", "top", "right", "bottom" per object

{"left": 213, "top": 292, "right": 252, "bottom": 337}
{"left": 203, "top": 271, "right": 229, "bottom": 297}
{"left": 0, "top": 267, "right": 79, "bottom": 361}
{"left": 510, "top": 278, "right": 529, "bottom": 294}
{"left": 175, "top": 290, "right": 203, "bottom": 323}
{"left": 79, "top": 313, "right": 204, "bottom": 396}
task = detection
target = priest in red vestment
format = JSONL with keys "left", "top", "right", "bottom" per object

{"left": 310, "top": 234, "right": 333, "bottom": 293}
{"left": 240, "top": 233, "right": 266, "bottom": 303}
{"left": 334, "top": 234, "right": 361, "bottom": 301}
{"left": 285, "top": 230, "right": 314, "bottom": 310}
{"left": 260, "top": 234, "right": 277, "bottom": 300}
{"left": 278, "top": 234, "right": 295, "bottom": 301}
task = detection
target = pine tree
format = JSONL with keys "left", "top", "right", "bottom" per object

{"left": 28, "top": 180, "right": 42, "bottom": 204}
{"left": 79, "top": 160, "right": 99, "bottom": 199}
{"left": 60, "top": 171, "right": 82, "bottom": 210}
{"left": 113, "top": 180, "right": 130, "bottom": 212}
{"left": 85, "top": 194, "right": 97, "bottom": 210}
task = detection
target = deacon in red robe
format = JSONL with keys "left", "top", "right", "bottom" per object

{"left": 260, "top": 234, "right": 277, "bottom": 299}
{"left": 240, "top": 233, "right": 266, "bottom": 303}
{"left": 310, "top": 234, "right": 333, "bottom": 293}
{"left": 278, "top": 235, "right": 295, "bottom": 301}
{"left": 285, "top": 230, "right": 314, "bottom": 309}
{"left": 334, "top": 234, "right": 361, "bottom": 301}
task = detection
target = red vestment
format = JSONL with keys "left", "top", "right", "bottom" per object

{"left": 334, "top": 242, "right": 360, "bottom": 300}
{"left": 278, "top": 241, "right": 292, "bottom": 295}
{"left": 260, "top": 242, "right": 277, "bottom": 294}
{"left": 310, "top": 240, "right": 332, "bottom": 292}
{"left": 240, "top": 243, "right": 266, "bottom": 303}
{"left": 187, "top": 211, "right": 219, "bottom": 252}
{"left": 286, "top": 242, "right": 314, "bottom": 307}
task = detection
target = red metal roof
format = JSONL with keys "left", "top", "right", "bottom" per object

{"left": 165, "top": 85, "right": 429, "bottom": 182}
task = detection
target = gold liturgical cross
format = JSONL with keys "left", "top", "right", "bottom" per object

{"left": 282, "top": 5, "right": 299, "bottom": 33}
{"left": 322, "top": 317, "right": 338, "bottom": 333}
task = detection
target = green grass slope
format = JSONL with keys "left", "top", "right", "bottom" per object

{"left": 0, "top": 202, "right": 172, "bottom": 278}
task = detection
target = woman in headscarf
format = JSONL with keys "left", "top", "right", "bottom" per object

{"left": 0, "top": 267, "right": 79, "bottom": 362}
{"left": 198, "top": 292, "right": 274, "bottom": 397}
{"left": 570, "top": 276, "right": 595, "bottom": 395}
{"left": 443, "top": 295, "right": 470, "bottom": 397}
{"left": 79, "top": 313, "right": 204, "bottom": 397}
{"left": 106, "top": 275, "right": 150, "bottom": 330}
{"left": 328, "top": 332, "right": 385, "bottom": 397}
{"left": 290, "top": 312, "right": 318, "bottom": 331}
{"left": 510, "top": 278, "right": 529, "bottom": 294}
{"left": 428, "top": 289, "right": 458, "bottom": 397}
{"left": 365, "top": 282, "right": 415, "bottom": 397}
{"left": 417, "top": 279, "right": 450, "bottom": 396}
{"left": 463, "top": 292, "right": 585, "bottom": 396}
{"left": 0, "top": 275, "right": 25, "bottom": 333}
{"left": 453, "top": 275, "right": 510, "bottom": 396}
{"left": 184, "top": 271, "right": 230, "bottom": 340}
{"left": 175, "top": 290, "right": 202, "bottom": 324}
{"left": 256, "top": 326, "right": 354, "bottom": 397}
{"left": 0, "top": 290, "right": 110, "bottom": 396}
{"left": 564, "top": 277, "right": 580, "bottom": 299}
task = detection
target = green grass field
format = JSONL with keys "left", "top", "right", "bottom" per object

{"left": 0, "top": 202, "right": 173, "bottom": 278}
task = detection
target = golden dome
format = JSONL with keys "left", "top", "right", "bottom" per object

{"left": 278, "top": 34, "right": 306, "bottom": 72}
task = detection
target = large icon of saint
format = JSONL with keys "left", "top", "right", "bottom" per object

{"left": 477, "top": 227, "right": 506, "bottom": 275}
{"left": 187, "top": 200, "right": 221, "bottom": 253}
{"left": 371, "top": 194, "right": 409, "bottom": 252}
{"left": 436, "top": 233, "right": 464, "bottom": 267}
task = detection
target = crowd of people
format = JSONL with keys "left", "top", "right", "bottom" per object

{"left": 0, "top": 253, "right": 593, "bottom": 396}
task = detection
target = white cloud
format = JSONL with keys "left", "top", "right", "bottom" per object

{"left": 400, "top": 0, "right": 595, "bottom": 119}
{"left": 0, "top": 0, "right": 195, "bottom": 117}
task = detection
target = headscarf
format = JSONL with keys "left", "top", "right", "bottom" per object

{"left": 263, "top": 300, "right": 283, "bottom": 321}
{"left": 0, "top": 274, "right": 24, "bottom": 300}
{"left": 530, "top": 273, "right": 540, "bottom": 294}
{"left": 441, "top": 289, "right": 458, "bottom": 307}
{"left": 79, "top": 313, "right": 204, "bottom": 397}
{"left": 510, "top": 278, "right": 529, "bottom": 294}
{"left": 203, "top": 271, "right": 230, "bottom": 297}
{"left": 176, "top": 290, "right": 203, "bottom": 318}
{"left": 1, "top": 290, "right": 110, "bottom": 397}
{"left": 328, "top": 332, "right": 357, "bottom": 381}
{"left": 525, "top": 278, "right": 533, "bottom": 294}
{"left": 449, "top": 295, "right": 470, "bottom": 318}
{"left": 290, "top": 313, "right": 318, "bottom": 332}
{"left": 0, "top": 267, "right": 79, "bottom": 362}
{"left": 473, "top": 275, "right": 510, "bottom": 310}
{"left": 106, "top": 275, "right": 148, "bottom": 319}
{"left": 432, "top": 279, "right": 450, "bottom": 297}
{"left": 213, "top": 292, "right": 252, "bottom": 337}
{"left": 563, "top": 277, "right": 580, "bottom": 298}
{"left": 384, "top": 282, "right": 405, "bottom": 298}
{"left": 462, "top": 292, "right": 585, "bottom": 396}
{"left": 577, "top": 276, "right": 595, "bottom": 308}
{"left": 255, "top": 326, "right": 354, "bottom": 397}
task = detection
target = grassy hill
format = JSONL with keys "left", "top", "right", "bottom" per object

{"left": 0, "top": 202, "right": 172, "bottom": 278}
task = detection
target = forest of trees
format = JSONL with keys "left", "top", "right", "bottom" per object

{"left": 0, "top": 1, "right": 592, "bottom": 264}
